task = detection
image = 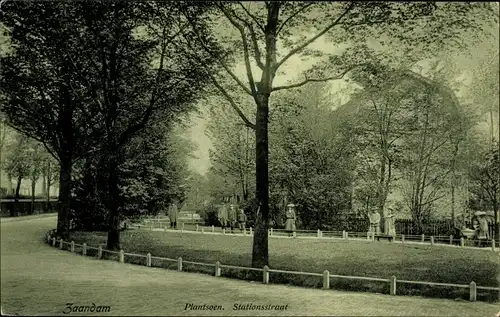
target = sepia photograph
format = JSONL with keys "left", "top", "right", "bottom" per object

{"left": 0, "top": 1, "right": 499, "bottom": 316}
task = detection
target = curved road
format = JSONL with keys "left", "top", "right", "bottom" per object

{"left": 1, "top": 215, "right": 498, "bottom": 316}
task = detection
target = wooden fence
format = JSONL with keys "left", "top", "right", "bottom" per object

{"left": 141, "top": 221, "right": 498, "bottom": 252}
{"left": 45, "top": 230, "right": 499, "bottom": 303}
{"left": 144, "top": 217, "right": 496, "bottom": 242}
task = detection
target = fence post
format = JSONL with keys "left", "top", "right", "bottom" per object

{"left": 390, "top": 276, "right": 397, "bottom": 295}
{"left": 449, "top": 235, "right": 453, "bottom": 245}
{"left": 460, "top": 237, "right": 464, "bottom": 247}
{"left": 250, "top": 227, "right": 253, "bottom": 235}
{"left": 401, "top": 234, "right": 405, "bottom": 243}
{"left": 263, "top": 265, "right": 269, "bottom": 284}
{"left": 201, "top": 227, "right": 205, "bottom": 234}
{"left": 196, "top": 224, "right": 199, "bottom": 232}
{"left": 342, "top": 230, "right": 346, "bottom": 239}
{"left": 146, "top": 253, "right": 151, "bottom": 267}
{"left": 270, "top": 228, "right": 273, "bottom": 236}
{"left": 98, "top": 246, "right": 102, "bottom": 259}
{"left": 59, "top": 238, "right": 64, "bottom": 250}
{"left": 421, "top": 234, "right": 425, "bottom": 243}
{"left": 317, "top": 229, "right": 321, "bottom": 238}
{"left": 323, "top": 270, "right": 330, "bottom": 290}
{"left": 469, "top": 281, "right": 477, "bottom": 302}
{"left": 181, "top": 222, "right": 184, "bottom": 233}
{"left": 83, "top": 243, "right": 87, "bottom": 256}
{"left": 215, "top": 261, "right": 221, "bottom": 277}
{"left": 71, "top": 241, "right": 75, "bottom": 253}
{"left": 345, "top": 232, "right": 349, "bottom": 239}
{"left": 212, "top": 225, "right": 215, "bottom": 233}
{"left": 119, "top": 250, "right": 124, "bottom": 263}
{"left": 492, "top": 239, "right": 496, "bottom": 252}
{"left": 223, "top": 228, "right": 226, "bottom": 235}
{"left": 177, "top": 257, "right": 183, "bottom": 272}
{"left": 430, "top": 236, "right": 434, "bottom": 245}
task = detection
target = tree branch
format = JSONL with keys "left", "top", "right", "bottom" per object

{"left": 117, "top": 25, "right": 169, "bottom": 147}
{"left": 238, "top": 2, "right": 265, "bottom": 33}
{"left": 209, "top": 73, "right": 256, "bottom": 130}
{"left": 232, "top": 4, "right": 265, "bottom": 70}
{"left": 272, "top": 63, "right": 365, "bottom": 92}
{"left": 219, "top": 4, "right": 258, "bottom": 98}
{"left": 275, "top": 2, "right": 354, "bottom": 70}
{"left": 182, "top": 10, "right": 253, "bottom": 96}
{"left": 277, "top": 3, "right": 314, "bottom": 35}
{"left": 171, "top": 26, "right": 256, "bottom": 130}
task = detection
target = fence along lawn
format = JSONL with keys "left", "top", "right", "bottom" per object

{"left": 65, "top": 228, "right": 500, "bottom": 302}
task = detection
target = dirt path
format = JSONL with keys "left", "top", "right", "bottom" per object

{"left": 1, "top": 216, "right": 498, "bottom": 316}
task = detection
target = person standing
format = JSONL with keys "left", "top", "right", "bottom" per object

{"left": 218, "top": 198, "right": 229, "bottom": 230}
{"left": 368, "top": 209, "right": 381, "bottom": 238}
{"left": 168, "top": 200, "right": 178, "bottom": 229}
{"left": 285, "top": 203, "right": 297, "bottom": 238}
{"left": 228, "top": 204, "right": 237, "bottom": 233}
{"left": 237, "top": 208, "right": 247, "bottom": 233}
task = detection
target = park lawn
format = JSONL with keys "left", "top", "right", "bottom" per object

{"left": 69, "top": 230, "right": 500, "bottom": 302}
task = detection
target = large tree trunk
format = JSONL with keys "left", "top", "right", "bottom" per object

{"left": 106, "top": 143, "right": 121, "bottom": 251}
{"left": 56, "top": 159, "right": 72, "bottom": 238}
{"left": 251, "top": 2, "right": 278, "bottom": 268}
{"left": 56, "top": 80, "right": 74, "bottom": 238}
{"left": 251, "top": 102, "right": 270, "bottom": 268}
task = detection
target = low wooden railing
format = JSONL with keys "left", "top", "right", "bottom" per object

{"left": 45, "top": 230, "right": 499, "bottom": 303}
{"left": 139, "top": 222, "right": 498, "bottom": 252}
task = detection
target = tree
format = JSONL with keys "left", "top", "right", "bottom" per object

{"left": 4, "top": 134, "right": 30, "bottom": 215}
{"left": 0, "top": 2, "right": 105, "bottom": 237}
{"left": 206, "top": 96, "right": 255, "bottom": 203}
{"left": 0, "top": 114, "right": 9, "bottom": 198}
{"left": 389, "top": 73, "right": 467, "bottom": 232}
{"left": 66, "top": 2, "right": 213, "bottom": 249}
{"left": 27, "top": 140, "right": 44, "bottom": 214}
{"left": 342, "top": 66, "right": 409, "bottom": 227}
{"left": 469, "top": 141, "right": 499, "bottom": 241}
{"left": 181, "top": 1, "right": 495, "bottom": 267}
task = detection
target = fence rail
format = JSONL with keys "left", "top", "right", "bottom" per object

{"left": 45, "top": 230, "right": 500, "bottom": 303}
{"left": 151, "top": 224, "right": 498, "bottom": 252}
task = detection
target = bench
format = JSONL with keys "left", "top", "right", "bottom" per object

{"left": 374, "top": 234, "right": 394, "bottom": 242}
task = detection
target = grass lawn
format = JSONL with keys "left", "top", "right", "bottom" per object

{"left": 69, "top": 229, "right": 500, "bottom": 302}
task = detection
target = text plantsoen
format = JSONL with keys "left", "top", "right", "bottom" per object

{"left": 184, "top": 303, "right": 224, "bottom": 311}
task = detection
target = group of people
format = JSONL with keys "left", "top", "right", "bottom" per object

{"left": 217, "top": 200, "right": 247, "bottom": 233}
{"left": 217, "top": 198, "right": 298, "bottom": 237}
{"left": 368, "top": 208, "right": 396, "bottom": 237}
